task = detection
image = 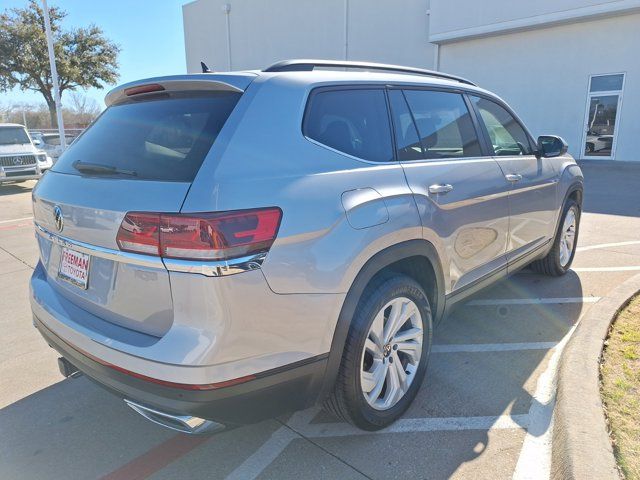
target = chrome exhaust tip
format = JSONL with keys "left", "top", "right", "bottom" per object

{"left": 124, "top": 399, "right": 225, "bottom": 435}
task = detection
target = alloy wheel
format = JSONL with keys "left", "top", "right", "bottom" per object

{"left": 559, "top": 206, "right": 578, "bottom": 267}
{"left": 360, "top": 297, "right": 423, "bottom": 410}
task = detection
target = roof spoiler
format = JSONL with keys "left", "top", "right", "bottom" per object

{"left": 104, "top": 74, "right": 255, "bottom": 106}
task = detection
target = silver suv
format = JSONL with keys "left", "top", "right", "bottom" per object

{"left": 30, "top": 60, "right": 583, "bottom": 433}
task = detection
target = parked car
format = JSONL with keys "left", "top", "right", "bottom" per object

{"left": 30, "top": 132, "right": 77, "bottom": 161}
{"left": 585, "top": 131, "right": 613, "bottom": 154}
{"left": 0, "top": 123, "right": 53, "bottom": 184}
{"left": 30, "top": 60, "right": 583, "bottom": 434}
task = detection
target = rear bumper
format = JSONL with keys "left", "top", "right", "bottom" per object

{"left": 35, "top": 316, "right": 327, "bottom": 425}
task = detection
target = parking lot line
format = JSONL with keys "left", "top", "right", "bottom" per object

{"left": 0, "top": 216, "right": 33, "bottom": 224}
{"left": 226, "top": 413, "right": 529, "bottom": 480}
{"left": 432, "top": 342, "right": 557, "bottom": 353}
{"left": 577, "top": 240, "right": 640, "bottom": 252}
{"left": 296, "top": 414, "right": 528, "bottom": 438}
{"left": 226, "top": 427, "right": 301, "bottom": 480}
{"left": 572, "top": 266, "right": 640, "bottom": 272}
{"left": 512, "top": 323, "right": 578, "bottom": 480}
{"left": 466, "top": 297, "right": 600, "bottom": 306}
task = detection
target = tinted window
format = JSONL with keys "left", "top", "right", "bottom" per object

{"left": 471, "top": 96, "right": 533, "bottom": 156}
{"left": 0, "top": 127, "right": 31, "bottom": 145}
{"left": 53, "top": 92, "right": 241, "bottom": 182}
{"left": 388, "top": 90, "right": 423, "bottom": 161}
{"left": 403, "top": 90, "right": 482, "bottom": 159}
{"left": 304, "top": 89, "right": 393, "bottom": 163}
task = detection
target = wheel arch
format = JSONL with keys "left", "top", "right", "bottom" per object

{"left": 318, "top": 239, "right": 445, "bottom": 401}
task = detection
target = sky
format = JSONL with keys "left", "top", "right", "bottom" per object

{"left": 0, "top": 0, "right": 189, "bottom": 109}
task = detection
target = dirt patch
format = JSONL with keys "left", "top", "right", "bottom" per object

{"left": 601, "top": 294, "right": 640, "bottom": 479}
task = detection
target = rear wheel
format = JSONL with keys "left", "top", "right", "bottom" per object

{"left": 324, "top": 274, "right": 432, "bottom": 430}
{"left": 531, "top": 198, "right": 580, "bottom": 276}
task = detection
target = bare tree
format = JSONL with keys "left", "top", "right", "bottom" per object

{"left": 68, "top": 91, "right": 101, "bottom": 125}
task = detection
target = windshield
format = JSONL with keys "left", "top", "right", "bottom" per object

{"left": 53, "top": 91, "right": 241, "bottom": 181}
{"left": 0, "top": 127, "right": 31, "bottom": 145}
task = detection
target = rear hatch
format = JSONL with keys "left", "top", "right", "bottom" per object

{"left": 32, "top": 75, "right": 251, "bottom": 337}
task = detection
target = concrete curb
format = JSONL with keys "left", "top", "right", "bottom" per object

{"left": 552, "top": 272, "right": 640, "bottom": 480}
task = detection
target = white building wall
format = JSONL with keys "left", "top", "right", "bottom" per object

{"left": 183, "top": 0, "right": 434, "bottom": 73}
{"left": 438, "top": 12, "right": 640, "bottom": 161}
{"left": 429, "top": 0, "right": 640, "bottom": 42}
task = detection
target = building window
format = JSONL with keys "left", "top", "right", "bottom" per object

{"left": 583, "top": 73, "right": 625, "bottom": 159}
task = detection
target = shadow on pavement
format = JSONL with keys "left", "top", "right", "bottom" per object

{"left": 579, "top": 161, "right": 640, "bottom": 218}
{"left": 0, "top": 181, "right": 36, "bottom": 197}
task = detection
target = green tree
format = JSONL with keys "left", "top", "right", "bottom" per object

{"left": 0, "top": 0, "right": 119, "bottom": 127}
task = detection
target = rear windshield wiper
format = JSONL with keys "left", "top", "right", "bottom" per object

{"left": 73, "top": 161, "right": 137, "bottom": 177}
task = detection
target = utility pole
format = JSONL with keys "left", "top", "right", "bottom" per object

{"left": 42, "top": 0, "right": 66, "bottom": 149}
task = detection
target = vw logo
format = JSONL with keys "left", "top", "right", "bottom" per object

{"left": 12, "top": 157, "right": 22, "bottom": 166}
{"left": 53, "top": 206, "right": 64, "bottom": 233}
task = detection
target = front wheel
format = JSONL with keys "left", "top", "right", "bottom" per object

{"left": 531, "top": 199, "right": 580, "bottom": 276}
{"left": 324, "top": 274, "right": 432, "bottom": 430}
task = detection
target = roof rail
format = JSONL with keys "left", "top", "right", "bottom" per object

{"left": 263, "top": 59, "right": 476, "bottom": 86}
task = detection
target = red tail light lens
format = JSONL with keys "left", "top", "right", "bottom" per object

{"left": 117, "top": 208, "right": 282, "bottom": 261}
{"left": 116, "top": 213, "right": 161, "bottom": 255}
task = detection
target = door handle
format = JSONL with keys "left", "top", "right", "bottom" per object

{"left": 428, "top": 183, "right": 454, "bottom": 194}
{"left": 505, "top": 174, "right": 523, "bottom": 182}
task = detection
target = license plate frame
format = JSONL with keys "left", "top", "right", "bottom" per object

{"left": 58, "top": 247, "right": 91, "bottom": 290}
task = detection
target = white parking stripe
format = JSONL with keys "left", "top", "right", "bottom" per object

{"left": 432, "top": 342, "right": 557, "bottom": 353}
{"left": 225, "top": 426, "right": 299, "bottom": 480}
{"left": 577, "top": 240, "right": 640, "bottom": 252}
{"left": 0, "top": 216, "right": 33, "bottom": 224}
{"left": 512, "top": 323, "right": 579, "bottom": 480}
{"left": 573, "top": 266, "right": 640, "bottom": 272}
{"left": 466, "top": 297, "right": 600, "bottom": 306}
{"left": 225, "top": 410, "right": 530, "bottom": 479}
{"left": 296, "top": 414, "right": 528, "bottom": 438}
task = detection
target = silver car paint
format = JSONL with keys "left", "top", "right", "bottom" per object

{"left": 30, "top": 69, "right": 582, "bottom": 386}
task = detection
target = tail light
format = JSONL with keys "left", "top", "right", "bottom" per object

{"left": 116, "top": 208, "right": 282, "bottom": 261}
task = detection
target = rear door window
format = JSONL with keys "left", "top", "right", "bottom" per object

{"left": 303, "top": 88, "right": 393, "bottom": 163}
{"left": 388, "top": 90, "right": 423, "bottom": 161}
{"left": 402, "top": 89, "right": 482, "bottom": 159}
{"left": 53, "top": 91, "right": 241, "bottom": 182}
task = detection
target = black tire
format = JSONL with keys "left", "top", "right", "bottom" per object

{"left": 323, "top": 274, "right": 432, "bottom": 430}
{"left": 531, "top": 198, "right": 581, "bottom": 276}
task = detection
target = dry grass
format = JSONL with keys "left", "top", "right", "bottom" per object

{"left": 601, "top": 294, "right": 640, "bottom": 479}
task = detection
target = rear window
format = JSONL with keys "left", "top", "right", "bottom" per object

{"left": 303, "top": 88, "right": 393, "bottom": 163}
{"left": 53, "top": 91, "right": 241, "bottom": 182}
{"left": 0, "top": 127, "right": 31, "bottom": 146}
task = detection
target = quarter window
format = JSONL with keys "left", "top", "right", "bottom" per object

{"left": 401, "top": 89, "right": 482, "bottom": 159}
{"left": 471, "top": 96, "right": 534, "bottom": 156}
{"left": 303, "top": 89, "right": 393, "bottom": 163}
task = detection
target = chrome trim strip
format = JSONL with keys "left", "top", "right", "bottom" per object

{"left": 162, "top": 253, "right": 266, "bottom": 277}
{"left": 35, "top": 222, "right": 265, "bottom": 277}
{"left": 35, "top": 223, "right": 165, "bottom": 269}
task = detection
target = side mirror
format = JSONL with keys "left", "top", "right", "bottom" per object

{"left": 537, "top": 135, "right": 568, "bottom": 158}
{"left": 33, "top": 139, "right": 41, "bottom": 146}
